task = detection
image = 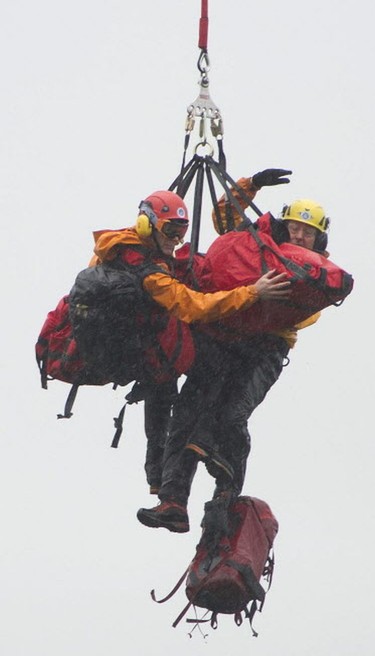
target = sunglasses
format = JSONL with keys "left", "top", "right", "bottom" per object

{"left": 162, "top": 221, "right": 188, "bottom": 240}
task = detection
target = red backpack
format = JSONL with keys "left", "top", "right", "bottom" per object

{"left": 197, "top": 214, "right": 354, "bottom": 337}
{"left": 35, "top": 294, "right": 111, "bottom": 419}
{"left": 35, "top": 295, "right": 108, "bottom": 389}
{"left": 151, "top": 496, "right": 278, "bottom": 636}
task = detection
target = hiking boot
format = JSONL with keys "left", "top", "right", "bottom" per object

{"left": 185, "top": 441, "right": 234, "bottom": 480}
{"left": 137, "top": 500, "right": 189, "bottom": 533}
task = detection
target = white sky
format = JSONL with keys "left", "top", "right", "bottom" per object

{"left": 1, "top": 0, "right": 374, "bottom": 654}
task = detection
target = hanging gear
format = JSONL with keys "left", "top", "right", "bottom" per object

{"left": 150, "top": 496, "right": 278, "bottom": 636}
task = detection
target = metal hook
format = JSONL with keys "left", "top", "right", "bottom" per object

{"left": 197, "top": 49, "right": 210, "bottom": 75}
{"left": 187, "top": 76, "right": 221, "bottom": 121}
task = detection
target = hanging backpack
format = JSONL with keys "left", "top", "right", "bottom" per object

{"left": 196, "top": 213, "right": 354, "bottom": 338}
{"left": 151, "top": 495, "right": 278, "bottom": 636}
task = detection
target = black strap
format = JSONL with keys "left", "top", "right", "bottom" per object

{"left": 225, "top": 559, "right": 265, "bottom": 602}
{"left": 189, "top": 158, "right": 205, "bottom": 265}
{"left": 36, "top": 355, "right": 48, "bottom": 390}
{"left": 205, "top": 164, "right": 225, "bottom": 235}
{"left": 244, "top": 599, "right": 260, "bottom": 637}
{"left": 111, "top": 402, "right": 127, "bottom": 448}
{"left": 57, "top": 383, "right": 79, "bottom": 419}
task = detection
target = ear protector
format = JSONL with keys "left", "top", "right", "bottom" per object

{"left": 136, "top": 202, "right": 158, "bottom": 238}
{"left": 314, "top": 230, "right": 328, "bottom": 253}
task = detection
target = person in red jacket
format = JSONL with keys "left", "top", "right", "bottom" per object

{"left": 137, "top": 171, "right": 331, "bottom": 533}
{"left": 92, "top": 188, "right": 291, "bottom": 496}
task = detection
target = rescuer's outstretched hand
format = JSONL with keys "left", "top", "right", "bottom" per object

{"left": 253, "top": 270, "right": 291, "bottom": 300}
{"left": 252, "top": 168, "right": 292, "bottom": 189}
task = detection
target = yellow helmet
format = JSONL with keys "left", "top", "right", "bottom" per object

{"left": 281, "top": 199, "right": 330, "bottom": 233}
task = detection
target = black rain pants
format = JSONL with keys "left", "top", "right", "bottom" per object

{"left": 158, "top": 332, "right": 289, "bottom": 505}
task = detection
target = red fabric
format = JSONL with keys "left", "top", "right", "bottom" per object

{"left": 35, "top": 296, "right": 100, "bottom": 385}
{"left": 198, "top": 0, "right": 209, "bottom": 50}
{"left": 196, "top": 213, "right": 354, "bottom": 336}
{"left": 141, "top": 313, "right": 195, "bottom": 383}
{"left": 119, "top": 245, "right": 196, "bottom": 380}
{"left": 173, "top": 242, "right": 206, "bottom": 288}
{"left": 186, "top": 496, "right": 278, "bottom": 614}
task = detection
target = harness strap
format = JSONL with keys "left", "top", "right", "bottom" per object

{"left": 205, "top": 164, "right": 224, "bottom": 235}
{"left": 189, "top": 158, "right": 205, "bottom": 263}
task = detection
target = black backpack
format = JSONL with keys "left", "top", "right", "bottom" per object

{"left": 69, "top": 257, "right": 163, "bottom": 387}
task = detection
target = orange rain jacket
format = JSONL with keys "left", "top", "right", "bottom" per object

{"left": 90, "top": 226, "right": 260, "bottom": 380}
{"left": 92, "top": 227, "right": 259, "bottom": 323}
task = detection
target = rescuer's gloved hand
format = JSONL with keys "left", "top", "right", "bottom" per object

{"left": 252, "top": 168, "right": 292, "bottom": 189}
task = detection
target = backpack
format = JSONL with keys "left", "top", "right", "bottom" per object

{"left": 151, "top": 495, "right": 278, "bottom": 636}
{"left": 196, "top": 213, "right": 354, "bottom": 337}
{"left": 35, "top": 295, "right": 109, "bottom": 390}
{"left": 68, "top": 259, "right": 161, "bottom": 386}
{"left": 35, "top": 258, "right": 167, "bottom": 434}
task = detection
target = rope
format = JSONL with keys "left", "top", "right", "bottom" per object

{"left": 198, "top": 0, "right": 209, "bottom": 50}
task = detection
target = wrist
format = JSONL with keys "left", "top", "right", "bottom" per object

{"left": 248, "top": 177, "right": 260, "bottom": 192}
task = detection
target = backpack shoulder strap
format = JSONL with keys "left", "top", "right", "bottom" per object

{"left": 109, "top": 247, "right": 174, "bottom": 281}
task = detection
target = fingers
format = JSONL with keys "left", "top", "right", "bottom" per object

{"left": 253, "top": 269, "right": 292, "bottom": 300}
{"left": 275, "top": 169, "right": 292, "bottom": 176}
{"left": 273, "top": 169, "right": 292, "bottom": 185}
{"left": 265, "top": 287, "right": 291, "bottom": 298}
{"left": 261, "top": 270, "right": 290, "bottom": 284}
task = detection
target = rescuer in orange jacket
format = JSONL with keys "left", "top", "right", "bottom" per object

{"left": 92, "top": 188, "right": 291, "bottom": 495}
{"left": 137, "top": 171, "right": 331, "bottom": 533}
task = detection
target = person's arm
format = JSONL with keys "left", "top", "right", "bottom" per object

{"left": 213, "top": 168, "right": 292, "bottom": 234}
{"left": 213, "top": 177, "right": 258, "bottom": 234}
{"left": 143, "top": 270, "right": 290, "bottom": 324}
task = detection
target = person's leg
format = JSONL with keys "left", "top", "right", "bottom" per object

{"left": 136, "top": 334, "right": 235, "bottom": 531}
{"left": 136, "top": 372, "right": 202, "bottom": 532}
{"left": 214, "top": 336, "right": 290, "bottom": 497}
{"left": 159, "top": 333, "right": 243, "bottom": 499}
{"left": 143, "top": 379, "right": 178, "bottom": 494}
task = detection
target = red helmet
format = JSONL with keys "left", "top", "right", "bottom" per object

{"left": 139, "top": 190, "right": 189, "bottom": 235}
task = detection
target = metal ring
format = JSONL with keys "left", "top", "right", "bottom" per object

{"left": 194, "top": 141, "right": 214, "bottom": 156}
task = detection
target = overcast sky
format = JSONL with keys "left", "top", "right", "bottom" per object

{"left": 2, "top": 1, "right": 375, "bottom": 654}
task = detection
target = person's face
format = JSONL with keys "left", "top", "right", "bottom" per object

{"left": 286, "top": 220, "right": 318, "bottom": 250}
{"left": 153, "top": 222, "right": 187, "bottom": 256}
